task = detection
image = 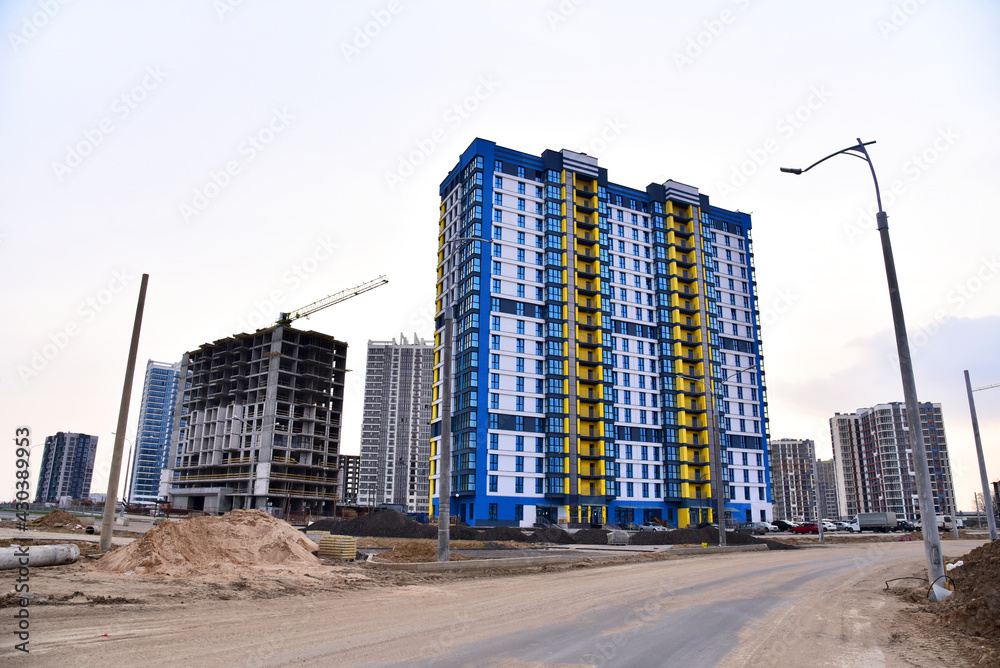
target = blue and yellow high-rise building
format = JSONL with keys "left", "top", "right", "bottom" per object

{"left": 431, "top": 139, "right": 772, "bottom": 528}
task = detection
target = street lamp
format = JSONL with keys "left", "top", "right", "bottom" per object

{"left": 436, "top": 232, "right": 483, "bottom": 562}
{"left": 781, "top": 139, "right": 945, "bottom": 585}
{"left": 112, "top": 432, "right": 135, "bottom": 508}
{"left": 677, "top": 362, "right": 759, "bottom": 547}
{"left": 964, "top": 371, "right": 998, "bottom": 542}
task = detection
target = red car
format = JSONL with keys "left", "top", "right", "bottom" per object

{"left": 790, "top": 523, "right": 819, "bottom": 534}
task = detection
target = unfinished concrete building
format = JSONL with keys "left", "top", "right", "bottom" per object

{"left": 162, "top": 325, "right": 347, "bottom": 517}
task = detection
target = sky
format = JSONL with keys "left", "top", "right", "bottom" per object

{"left": 2, "top": 1, "right": 999, "bottom": 513}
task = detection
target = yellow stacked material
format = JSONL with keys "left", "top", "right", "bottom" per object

{"left": 318, "top": 534, "right": 357, "bottom": 561}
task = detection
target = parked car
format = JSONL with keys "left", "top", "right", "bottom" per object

{"left": 637, "top": 522, "right": 668, "bottom": 532}
{"left": 821, "top": 521, "right": 838, "bottom": 532}
{"left": 791, "top": 523, "right": 819, "bottom": 534}
{"left": 832, "top": 521, "right": 851, "bottom": 531}
{"left": 772, "top": 520, "right": 798, "bottom": 532}
{"left": 761, "top": 522, "right": 779, "bottom": 532}
{"left": 896, "top": 520, "right": 918, "bottom": 532}
{"left": 735, "top": 522, "right": 767, "bottom": 535}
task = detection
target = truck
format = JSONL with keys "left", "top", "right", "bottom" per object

{"left": 848, "top": 512, "right": 898, "bottom": 533}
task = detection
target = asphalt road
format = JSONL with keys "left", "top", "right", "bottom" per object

{"left": 8, "top": 539, "right": 982, "bottom": 667}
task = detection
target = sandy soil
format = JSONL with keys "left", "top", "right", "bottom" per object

{"left": 1, "top": 540, "right": 987, "bottom": 666}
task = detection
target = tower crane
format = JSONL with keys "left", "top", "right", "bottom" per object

{"left": 276, "top": 276, "right": 388, "bottom": 326}
{"left": 973, "top": 382, "right": 1000, "bottom": 393}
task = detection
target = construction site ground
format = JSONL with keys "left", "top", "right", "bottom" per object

{"left": 2, "top": 520, "right": 995, "bottom": 666}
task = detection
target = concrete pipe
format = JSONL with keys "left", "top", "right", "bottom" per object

{"left": 0, "top": 544, "right": 81, "bottom": 570}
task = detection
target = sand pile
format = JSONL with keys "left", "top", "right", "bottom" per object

{"left": 96, "top": 509, "right": 319, "bottom": 577}
{"left": 29, "top": 509, "right": 82, "bottom": 527}
{"left": 373, "top": 543, "right": 471, "bottom": 563}
{"left": 938, "top": 540, "right": 1000, "bottom": 639}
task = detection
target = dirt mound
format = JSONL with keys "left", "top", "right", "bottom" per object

{"left": 573, "top": 529, "right": 609, "bottom": 545}
{"left": 629, "top": 527, "right": 784, "bottom": 549}
{"left": 937, "top": 540, "right": 1000, "bottom": 639}
{"left": 532, "top": 526, "right": 575, "bottom": 544}
{"left": 307, "top": 510, "right": 435, "bottom": 539}
{"left": 373, "top": 543, "right": 471, "bottom": 563}
{"left": 478, "top": 526, "right": 533, "bottom": 543}
{"left": 96, "top": 509, "right": 319, "bottom": 577}
{"left": 29, "top": 509, "right": 82, "bottom": 527}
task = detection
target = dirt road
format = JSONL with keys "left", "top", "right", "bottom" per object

{"left": 5, "top": 541, "right": 980, "bottom": 667}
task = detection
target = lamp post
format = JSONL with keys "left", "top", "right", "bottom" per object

{"left": 677, "top": 361, "right": 759, "bottom": 547}
{"left": 437, "top": 233, "right": 482, "bottom": 562}
{"left": 781, "top": 139, "right": 945, "bottom": 584}
{"left": 964, "top": 371, "right": 998, "bottom": 541}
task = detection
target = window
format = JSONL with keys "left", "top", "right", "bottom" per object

{"left": 490, "top": 373, "right": 499, "bottom": 389}
{"left": 492, "top": 261, "right": 501, "bottom": 275}
{"left": 489, "top": 475, "right": 498, "bottom": 492}
{"left": 490, "top": 393, "right": 499, "bottom": 409}
{"left": 642, "top": 483, "right": 649, "bottom": 498}
{"left": 626, "top": 482, "right": 634, "bottom": 497}
{"left": 494, "top": 193, "right": 502, "bottom": 206}
{"left": 516, "top": 358, "right": 524, "bottom": 372}
{"left": 490, "top": 354, "right": 499, "bottom": 369}
{"left": 535, "top": 478, "right": 543, "bottom": 494}
{"left": 489, "top": 454, "right": 498, "bottom": 470}
{"left": 490, "top": 433, "right": 498, "bottom": 449}
{"left": 492, "top": 279, "right": 501, "bottom": 293}
{"left": 515, "top": 477, "right": 524, "bottom": 493}
{"left": 515, "top": 377, "right": 524, "bottom": 392}
{"left": 515, "top": 396, "right": 524, "bottom": 411}
{"left": 490, "top": 334, "right": 500, "bottom": 350}
{"left": 535, "top": 458, "right": 543, "bottom": 473}
{"left": 517, "top": 214, "right": 525, "bottom": 227}
{"left": 494, "top": 176, "right": 502, "bottom": 188}
{"left": 515, "top": 435, "right": 524, "bottom": 451}
{"left": 516, "top": 284, "right": 525, "bottom": 298}
{"left": 488, "top": 503, "right": 498, "bottom": 520}
{"left": 515, "top": 456, "right": 524, "bottom": 472}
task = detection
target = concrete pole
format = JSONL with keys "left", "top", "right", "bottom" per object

{"left": 813, "top": 458, "right": 824, "bottom": 543}
{"left": 100, "top": 274, "right": 148, "bottom": 552}
{"left": 875, "top": 212, "right": 944, "bottom": 583}
{"left": 437, "top": 303, "right": 454, "bottom": 563}
{"left": 965, "top": 370, "right": 998, "bottom": 542}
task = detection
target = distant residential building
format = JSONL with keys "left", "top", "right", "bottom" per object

{"left": 358, "top": 335, "right": 433, "bottom": 513}
{"left": 768, "top": 438, "right": 816, "bottom": 521}
{"left": 816, "top": 458, "right": 840, "bottom": 520}
{"left": 163, "top": 325, "right": 347, "bottom": 516}
{"left": 338, "top": 454, "right": 359, "bottom": 506}
{"left": 831, "top": 402, "right": 956, "bottom": 522}
{"left": 35, "top": 432, "right": 98, "bottom": 503}
{"left": 128, "top": 360, "right": 181, "bottom": 505}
